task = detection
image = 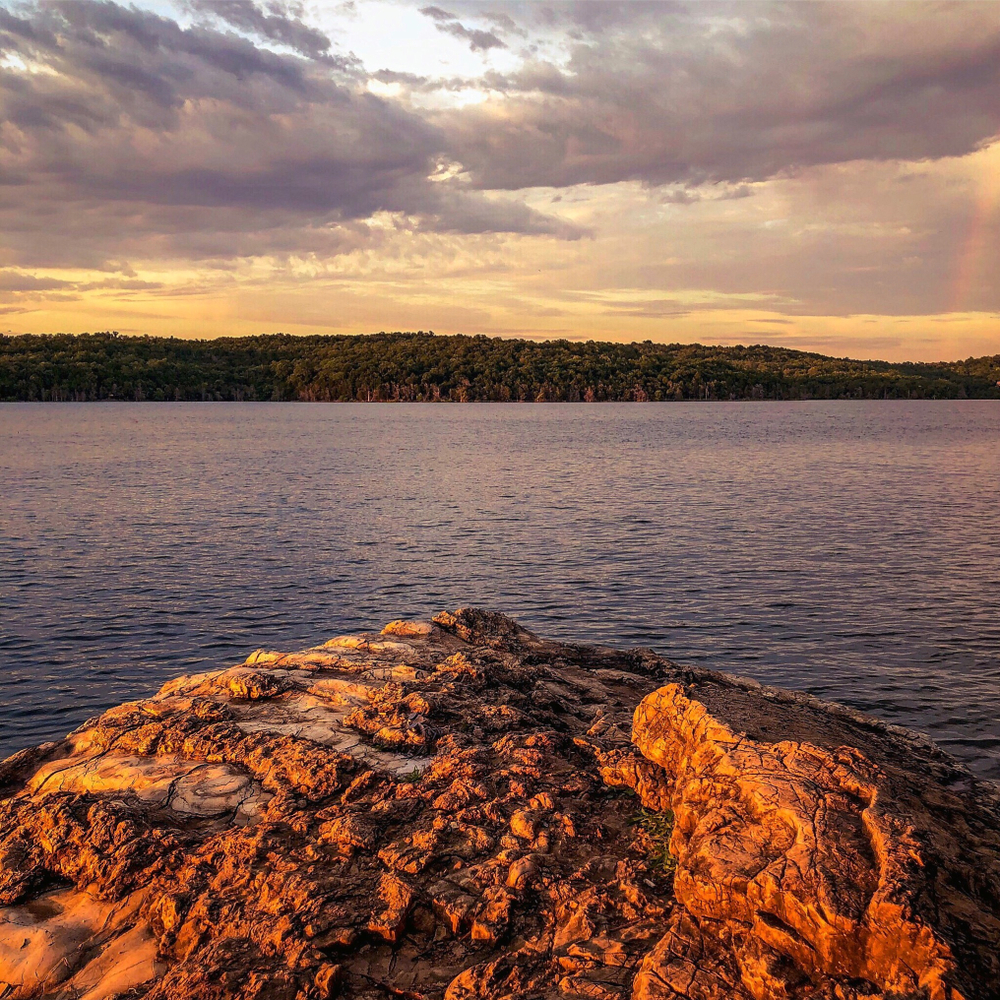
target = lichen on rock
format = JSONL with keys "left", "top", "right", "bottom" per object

{"left": 0, "top": 609, "right": 997, "bottom": 1000}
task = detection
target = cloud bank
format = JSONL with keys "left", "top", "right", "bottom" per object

{"left": 439, "top": 2, "right": 1000, "bottom": 189}
{"left": 1, "top": 0, "right": 998, "bottom": 357}
{"left": 0, "top": 0, "right": 575, "bottom": 269}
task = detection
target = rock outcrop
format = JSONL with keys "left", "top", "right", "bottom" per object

{"left": 0, "top": 609, "right": 997, "bottom": 1000}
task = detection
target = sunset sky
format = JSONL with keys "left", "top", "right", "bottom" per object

{"left": 1, "top": 0, "right": 999, "bottom": 360}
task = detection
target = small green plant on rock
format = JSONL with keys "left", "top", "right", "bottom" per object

{"left": 633, "top": 807, "right": 677, "bottom": 879}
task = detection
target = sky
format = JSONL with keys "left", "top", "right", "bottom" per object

{"left": 1, "top": 0, "right": 999, "bottom": 361}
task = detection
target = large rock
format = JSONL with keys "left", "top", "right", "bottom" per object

{"left": 0, "top": 609, "right": 996, "bottom": 999}
{"left": 631, "top": 680, "right": 1000, "bottom": 1000}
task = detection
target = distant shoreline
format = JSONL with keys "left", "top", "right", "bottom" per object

{"left": 3, "top": 331, "right": 999, "bottom": 402}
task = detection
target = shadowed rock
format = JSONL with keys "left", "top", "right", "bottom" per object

{"left": 0, "top": 609, "right": 997, "bottom": 999}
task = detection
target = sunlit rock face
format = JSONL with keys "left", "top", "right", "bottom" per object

{"left": 0, "top": 609, "right": 997, "bottom": 1000}
{"left": 631, "top": 682, "right": 1000, "bottom": 1000}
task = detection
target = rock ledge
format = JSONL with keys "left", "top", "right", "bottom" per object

{"left": 1, "top": 610, "right": 997, "bottom": 1000}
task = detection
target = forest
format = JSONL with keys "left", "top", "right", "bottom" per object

{"left": 1, "top": 331, "right": 998, "bottom": 402}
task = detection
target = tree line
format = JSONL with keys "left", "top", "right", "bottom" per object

{"left": 1, "top": 331, "right": 998, "bottom": 402}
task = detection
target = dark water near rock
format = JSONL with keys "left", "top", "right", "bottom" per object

{"left": 1, "top": 401, "right": 998, "bottom": 779}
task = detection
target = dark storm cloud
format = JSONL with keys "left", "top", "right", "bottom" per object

{"left": 438, "top": 1, "right": 1000, "bottom": 190}
{"left": 0, "top": 0, "right": 572, "bottom": 268}
{"left": 419, "top": 6, "right": 506, "bottom": 51}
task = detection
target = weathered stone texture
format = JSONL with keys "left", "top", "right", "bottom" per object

{"left": 632, "top": 681, "right": 1000, "bottom": 999}
{"left": 0, "top": 609, "right": 997, "bottom": 1000}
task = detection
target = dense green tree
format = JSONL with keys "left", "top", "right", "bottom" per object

{"left": 1, "top": 331, "right": 997, "bottom": 402}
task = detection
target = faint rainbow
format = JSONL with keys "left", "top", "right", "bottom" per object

{"left": 951, "top": 166, "right": 1000, "bottom": 314}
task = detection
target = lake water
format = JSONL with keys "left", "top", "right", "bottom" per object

{"left": 1, "top": 402, "right": 998, "bottom": 780}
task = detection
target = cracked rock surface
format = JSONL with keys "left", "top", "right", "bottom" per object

{"left": 0, "top": 609, "right": 997, "bottom": 1000}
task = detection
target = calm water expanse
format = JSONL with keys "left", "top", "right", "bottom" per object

{"left": 1, "top": 402, "right": 998, "bottom": 779}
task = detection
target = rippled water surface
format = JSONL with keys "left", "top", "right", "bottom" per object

{"left": 1, "top": 402, "right": 998, "bottom": 778}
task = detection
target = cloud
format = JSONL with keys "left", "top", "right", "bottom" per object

{"left": 419, "top": 5, "right": 507, "bottom": 51}
{"left": 0, "top": 268, "right": 165, "bottom": 298}
{"left": 437, "top": 2, "right": 1000, "bottom": 190}
{"left": 186, "top": 0, "right": 334, "bottom": 60}
{"left": 0, "top": 270, "right": 73, "bottom": 292}
{"left": 419, "top": 5, "right": 456, "bottom": 22}
{"left": 3, "top": 0, "right": 1000, "bottom": 354}
{"left": 0, "top": 0, "right": 572, "bottom": 270}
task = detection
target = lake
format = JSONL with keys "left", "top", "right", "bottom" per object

{"left": 1, "top": 401, "right": 998, "bottom": 780}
